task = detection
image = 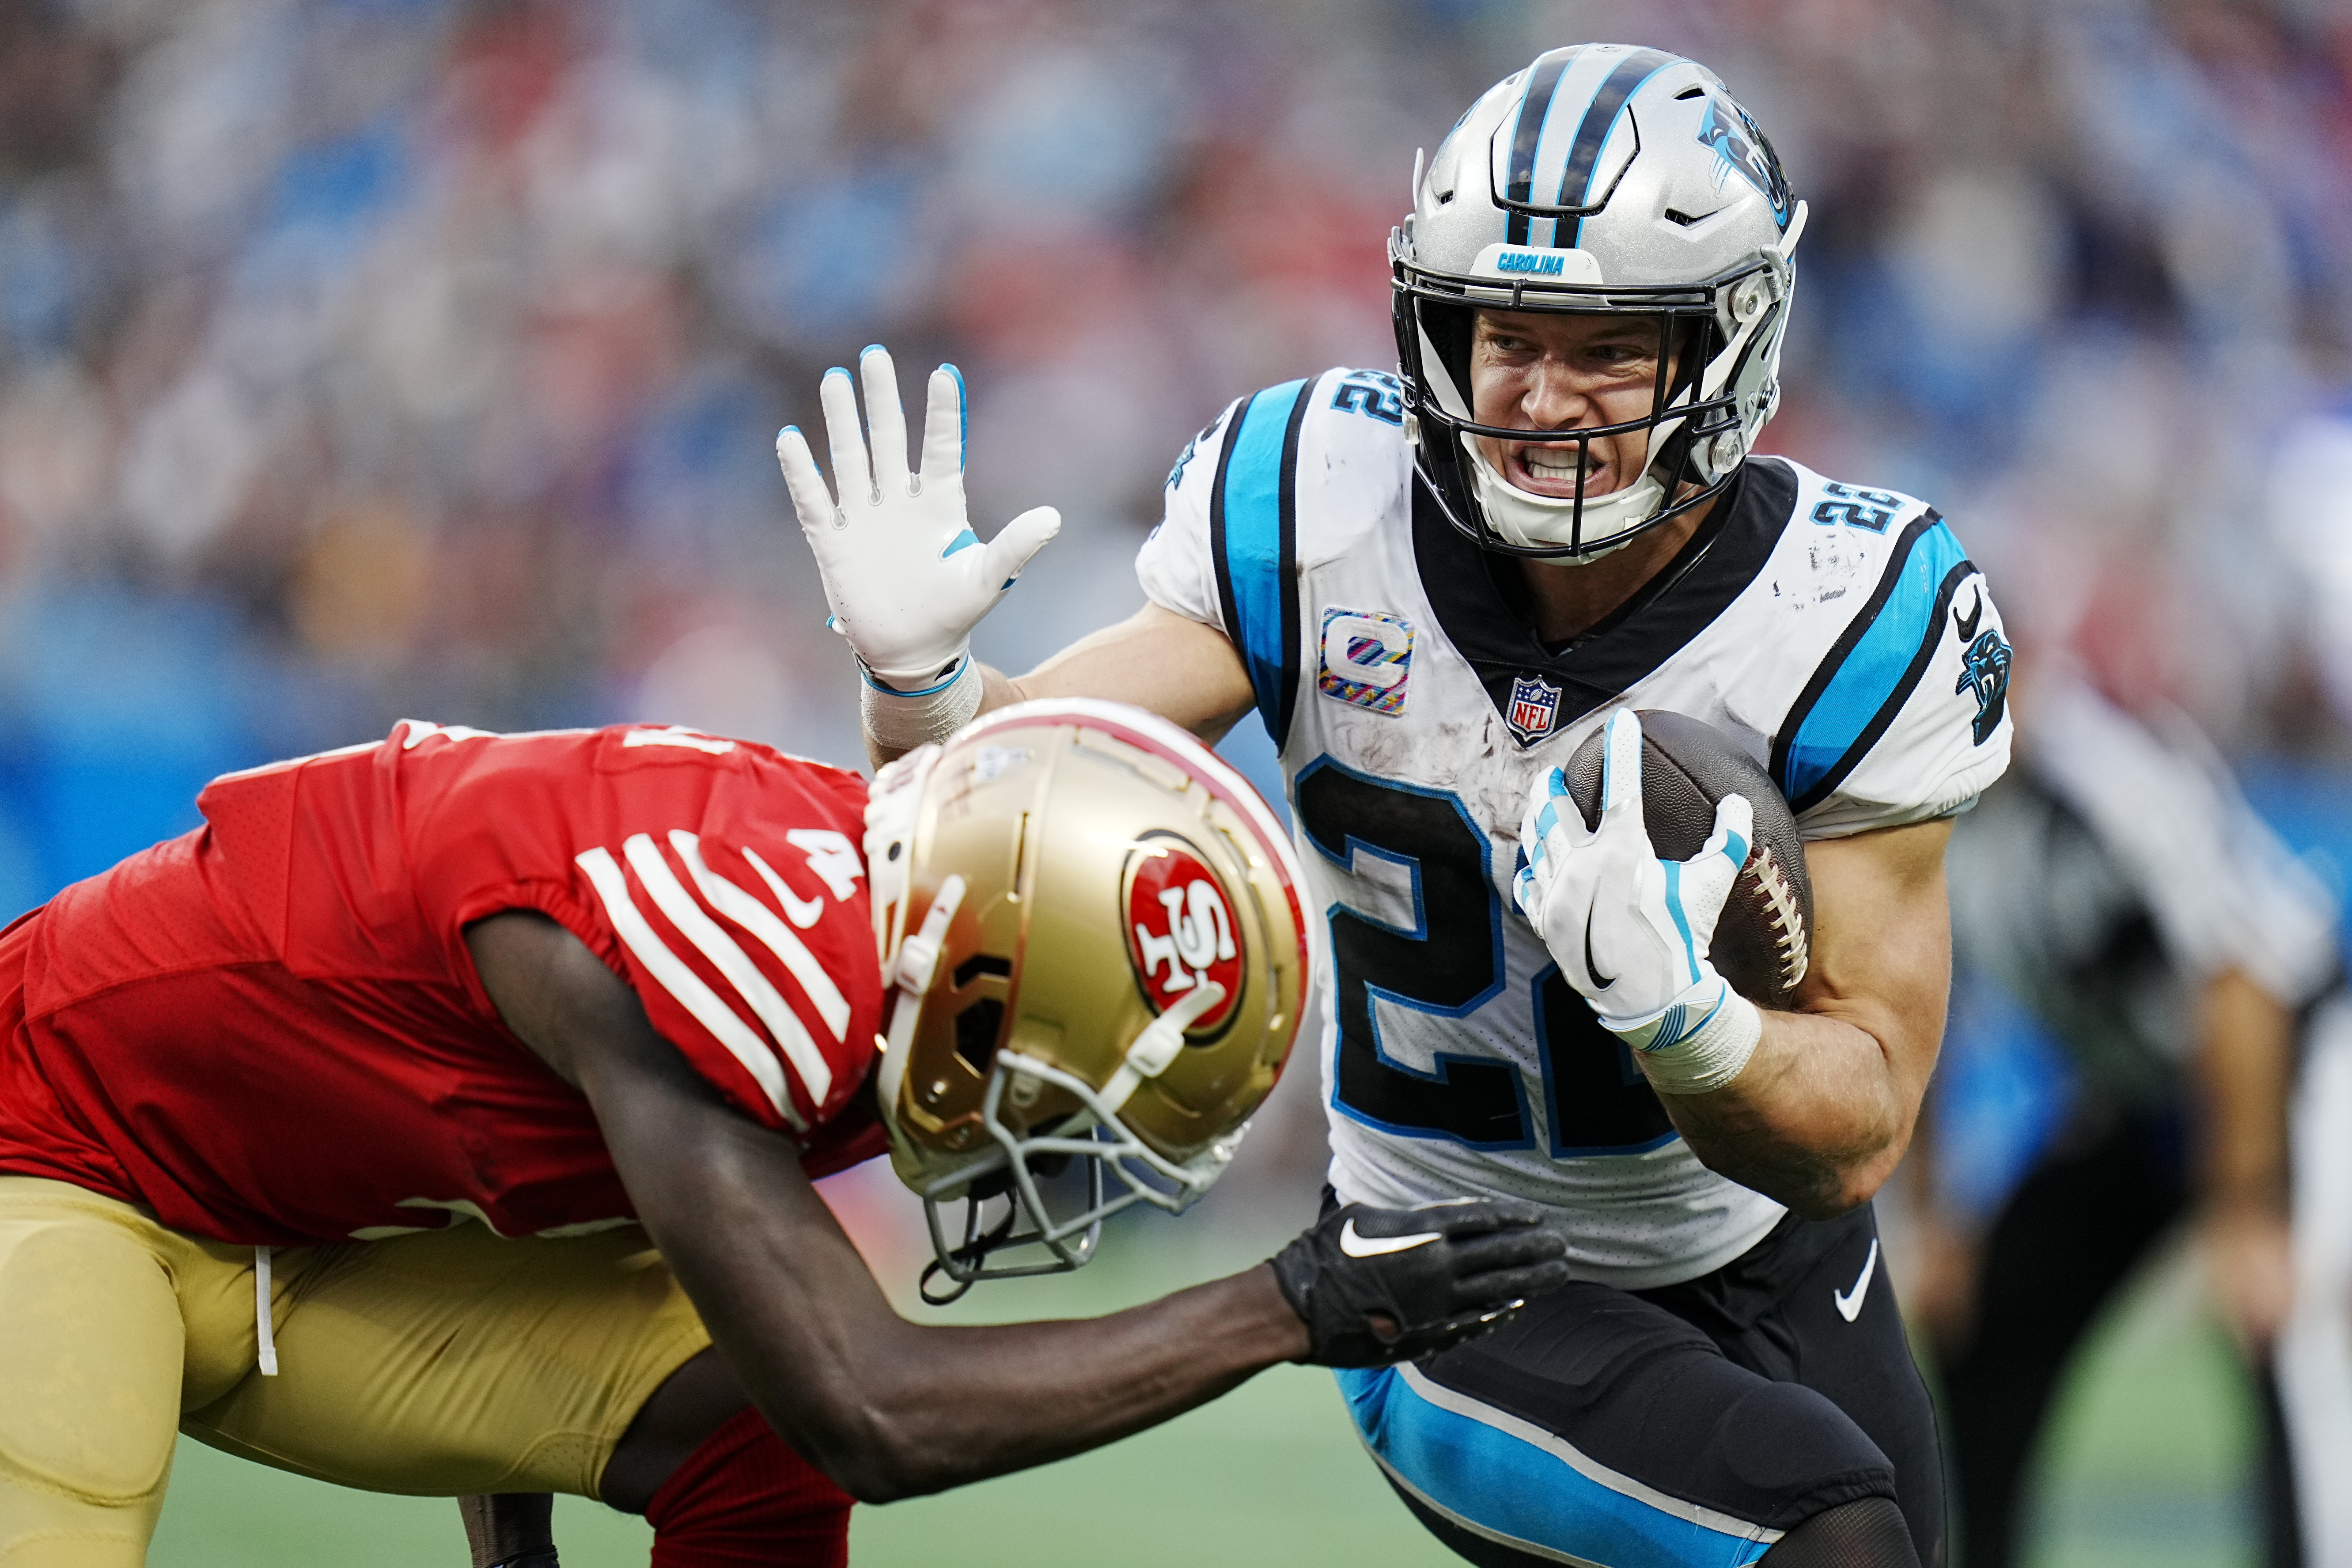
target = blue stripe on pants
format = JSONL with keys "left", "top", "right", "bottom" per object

{"left": 1338, "top": 1363, "right": 1780, "bottom": 1568}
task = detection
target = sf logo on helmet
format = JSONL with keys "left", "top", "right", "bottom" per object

{"left": 1125, "top": 837, "right": 1243, "bottom": 1035}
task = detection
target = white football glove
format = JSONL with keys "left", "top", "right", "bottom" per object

{"left": 776, "top": 346, "right": 1060, "bottom": 689}
{"left": 1513, "top": 710, "right": 1762, "bottom": 1094}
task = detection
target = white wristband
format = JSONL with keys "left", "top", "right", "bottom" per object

{"left": 860, "top": 655, "right": 983, "bottom": 751}
{"left": 1611, "top": 982, "right": 1761, "bottom": 1096}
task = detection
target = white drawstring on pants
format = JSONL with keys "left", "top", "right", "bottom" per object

{"left": 254, "top": 1246, "right": 278, "bottom": 1376}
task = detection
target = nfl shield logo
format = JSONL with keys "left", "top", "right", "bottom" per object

{"left": 1506, "top": 674, "right": 1562, "bottom": 746}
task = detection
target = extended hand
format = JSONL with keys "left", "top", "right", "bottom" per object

{"left": 1270, "top": 1199, "right": 1569, "bottom": 1366}
{"left": 1515, "top": 710, "right": 1753, "bottom": 1042}
{"left": 776, "top": 346, "right": 1060, "bottom": 688}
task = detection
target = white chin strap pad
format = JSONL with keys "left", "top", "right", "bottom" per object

{"left": 1464, "top": 436, "right": 1665, "bottom": 558}
{"left": 1097, "top": 981, "right": 1226, "bottom": 1113}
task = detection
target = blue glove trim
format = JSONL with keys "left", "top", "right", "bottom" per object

{"left": 941, "top": 363, "right": 967, "bottom": 466}
{"left": 859, "top": 654, "right": 970, "bottom": 697}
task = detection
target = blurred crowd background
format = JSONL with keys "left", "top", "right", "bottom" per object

{"left": 7, "top": 0, "right": 2351, "bottom": 904}
{"left": 7, "top": 0, "right": 2352, "bottom": 1560}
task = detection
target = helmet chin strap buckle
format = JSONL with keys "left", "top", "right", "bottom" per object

{"left": 877, "top": 873, "right": 966, "bottom": 1072}
{"left": 1098, "top": 981, "right": 1227, "bottom": 1113}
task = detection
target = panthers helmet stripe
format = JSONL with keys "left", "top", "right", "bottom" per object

{"left": 1502, "top": 47, "right": 1576, "bottom": 245}
{"left": 1501, "top": 46, "right": 1680, "bottom": 248}
{"left": 1771, "top": 514, "right": 1976, "bottom": 812}
{"left": 1521, "top": 46, "right": 1619, "bottom": 248}
{"left": 1552, "top": 48, "right": 1678, "bottom": 248}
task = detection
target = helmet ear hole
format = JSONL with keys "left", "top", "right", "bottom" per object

{"left": 953, "top": 997, "right": 1006, "bottom": 1075}
{"left": 953, "top": 952, "right": 1011, "bottom": 988}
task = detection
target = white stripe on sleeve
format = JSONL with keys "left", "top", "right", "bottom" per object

{"left": 670, "top": 832, "right": 852, "bottom": 1042}
{"left": 623, "top": 834, "right": 834, "bottom": 1107}
{"left": 575, "top": 844, "right": 804, "bottom": 1130}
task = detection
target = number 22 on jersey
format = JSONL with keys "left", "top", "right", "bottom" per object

{"left": 1294, "top": 760, "right": 1675, "bottom": 1158}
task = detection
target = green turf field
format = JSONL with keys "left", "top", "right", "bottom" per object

{"left": 145, "top": 1212, "right": 2260, "bottom": 1568}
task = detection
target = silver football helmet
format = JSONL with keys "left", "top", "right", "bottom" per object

{"left": 1392, "top": 44, "right": 1808, "bottom": 559}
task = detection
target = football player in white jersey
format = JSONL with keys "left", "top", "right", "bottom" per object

{"left": 781, "top": 43, "right": 2012, "bottom": 1568}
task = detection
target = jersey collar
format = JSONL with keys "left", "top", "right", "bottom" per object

{"left": 1413, "top": 457, "right": 1796, "bottom": 742}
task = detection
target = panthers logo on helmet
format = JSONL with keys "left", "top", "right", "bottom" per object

{"left": 1125, "top": 835, "right": 1243, "bottom": 1036}
{"left": 1697, "top": 94, "right": 1793, "bottom": 228}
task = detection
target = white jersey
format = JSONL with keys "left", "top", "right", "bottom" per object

{"left": 1139, "top": 367, "right": 2015, "bottom": 1288}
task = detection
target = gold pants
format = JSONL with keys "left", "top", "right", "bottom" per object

{"left": 0, "top": 1177, "right": 710, "bottom": 1566}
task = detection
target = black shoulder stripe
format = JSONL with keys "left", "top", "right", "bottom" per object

{"left": 1208, "top": 397, "right": 1246, "bottom": 687}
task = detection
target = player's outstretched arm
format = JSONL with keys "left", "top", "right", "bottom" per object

{"left": 776, "top": 347, "right": 1254, "bottom": 769}
{"left": 976, "top": 601, "right": 1258, "bottom": 750}
{"left": 859, "top": 602, "right": 1254, "bottom": 770}
{"left": 1518, "top": 711, "right": 1951, "bottom": 1219}
{"left": 465, "top": 912, "right": 1566, "bottom": 1504}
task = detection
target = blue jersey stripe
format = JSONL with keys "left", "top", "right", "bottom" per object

{"left": 1773, "top": 513, "right": 1974, "bottom": 812}
{"left": 1209, "top": 379, "right": 1311, "bottom": 751}
{"left": 1337, "top": 1366, "right": 1776, "bottom": 1568}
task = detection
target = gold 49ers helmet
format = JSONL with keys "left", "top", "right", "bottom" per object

{"left": 864, "top": 698, "right": 1311, "bottom": 1299}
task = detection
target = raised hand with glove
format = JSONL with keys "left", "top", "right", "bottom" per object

{"left": 1515, "top": 709, "right": 1761, "bottom": 1097}
{"left": 1271, "top": 1198, "right": 1569, "bottom": 1366}
{"left": 776, "top": 345, "right": 1060, "bottom": 751}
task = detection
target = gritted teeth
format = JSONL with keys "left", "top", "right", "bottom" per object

{"left": 1519, "top": 447, "right": 1601, "bottom": 485}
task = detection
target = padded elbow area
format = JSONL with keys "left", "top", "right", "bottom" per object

{"left": 1758, "top": 1497, "right": 1920, "bottom": 1568}
{"left": 643, "top": 1407, "right": 852, "bottom": 1568}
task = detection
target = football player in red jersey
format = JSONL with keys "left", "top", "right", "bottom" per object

{"left": 0, "top": 699, "right": 1567, "bottom": 1568}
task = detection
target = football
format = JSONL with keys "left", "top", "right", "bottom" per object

{"left": 1562, "top": 711, "right": 1813, "bottom": 1007}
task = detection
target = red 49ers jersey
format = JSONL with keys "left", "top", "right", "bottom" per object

{"left": 0, "top": 720, "right": 886, "bottom": 1245}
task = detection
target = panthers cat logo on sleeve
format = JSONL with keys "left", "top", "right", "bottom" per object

{"left": 1953, "top": 586, "right": 2013, "bottom": 746}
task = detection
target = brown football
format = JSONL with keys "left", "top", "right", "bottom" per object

{"left": 1562, "top": 710, "right": 1812, "bottom": 1007}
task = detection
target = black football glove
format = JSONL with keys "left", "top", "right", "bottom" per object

{"left": 1269, "top": 1199, "right": 1569, "bottom": 1367}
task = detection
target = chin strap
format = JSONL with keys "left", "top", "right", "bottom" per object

{"left": 1097, "top": 981, "right": 1227, "bottom": 1112}
{"left": 880, "top": 874, "right": 966, "bottom": 1063}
